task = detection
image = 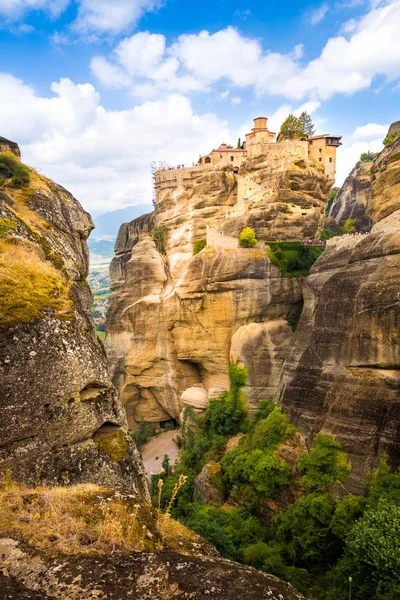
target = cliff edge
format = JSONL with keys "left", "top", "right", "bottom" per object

{"left": 0, "top": 139, "right": 148, "bottom": 497}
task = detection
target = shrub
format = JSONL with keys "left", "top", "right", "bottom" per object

{"left": 273, "top": 493, "right": 341, "bottom": 570}
{"left": 253, "top": 399, "right": 275, "bottom": 423}
{"left": 150, "top": 225, "right": 168, "bottom": 254}
{"left": 299, "top": 434, "right": 351, "bottom": 493}
{"left": 244, "top": 542, "right": 286, "bottom": 576}
{"left": 267, "top": 242, "right": 324, "bottom": 277}
{"left": 239, "top": 227, "right": 257, "bottom": 248}
{"left": 383, "top": 130, "right": 399, "bottom": 147}
{"left": 0, "top": 152, "right": 30, "bottom": 188}
{"left": 131, "top": 420, "right": 157, "bottom": 447}
{"left": 193, "top": 239, "right": 206, "bottom": 255}
{"left": 250, "top": 407, "right": 296, "bottom": 451}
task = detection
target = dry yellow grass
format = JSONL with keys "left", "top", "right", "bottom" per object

{"left": 0, "top": 238, "right": 72, "bottom": 325}
{"left": 0, "top": 480, "right": 159, "bottom": 555}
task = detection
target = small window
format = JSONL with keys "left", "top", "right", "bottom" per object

{"left": 319, "top": 158, "right": 322, "bottom": 162}
{"left": 230, "top": 156, "right": 234, "bottom": 161}
{"left": 319, "top": 148, "right": 322, "bottom": 153}
{"left": 329, "top": 157, "right": 332, "bottom": 163}
{"left": 309, "top": 140, "right": 313, "bottom": 145}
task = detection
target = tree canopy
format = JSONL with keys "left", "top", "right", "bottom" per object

{"left": 278, "top": 112, "right": 315, "bottom": 141}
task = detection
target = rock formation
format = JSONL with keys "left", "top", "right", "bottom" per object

{"left": 278, "top": 124, "right": 400, "bottom": 492}
{"left": 0, "top": 537, "right": 304, "bottom": 600}
{"left": 0, "top": 139, "right": 148, "bottom": 498}
{"left": 106, "top": 151, "right": 331, "bottom": 427}
{"left": 328, "top": 164, "right": 373, "bottom": 232}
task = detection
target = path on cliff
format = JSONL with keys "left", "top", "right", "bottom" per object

{"left": 140, "top": 430, "right": 180, "bottom": 480}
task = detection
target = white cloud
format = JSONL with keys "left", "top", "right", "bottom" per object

{"left": 73, "top": 0, "right": 163, "bottom": 34}
{"left": 310, "top": 3, "right": 330, "bottom": 24}
{"left": 335, "top": 121, "right": 387, "bottom": 185}
{"left": 0, "top": 73, "right": 229, "bottom": 214}
{"left": 0, "top": 0, "right": 163, "bottom": 33}
{"left": 91, "top": 56, "right": 131, "bottom": 88}
{"left": 91, "top": 2, "right": 400, "bottom": 101}
{"left": 293, "top": 100, "right": 322, "bottom": 116}
{"left": 340, "top": 17, "right": 357, "bottom": 33}
{"left": 0, "top": 0, "right": 69, "bottom": 19}
{"left": 352, "top": 122, "right": 389, "bottom": 138}
{"left": 231, "top": 96, "right": 242, "bottom": 105}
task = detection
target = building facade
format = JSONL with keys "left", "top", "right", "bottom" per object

{"left": 201, "top": 117, "right": 342, "bottom": 180}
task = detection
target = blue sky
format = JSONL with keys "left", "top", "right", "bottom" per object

{"left": 0, "top": 0, "right": 398, "bottom": 215}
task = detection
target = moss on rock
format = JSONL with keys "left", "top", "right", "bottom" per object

{"left": 0, "top": 238, "right": 72, "bottom": 326}
{"left": 94, "top": 430, "right": 129, "bottom": 462}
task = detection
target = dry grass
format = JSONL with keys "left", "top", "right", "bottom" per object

{"left": 0, "top": 480, "right": 160, "bottom": 555}
{"left": 0, "top": 238, "right": 72, "bottom": 325}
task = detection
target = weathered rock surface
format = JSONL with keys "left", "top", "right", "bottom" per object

{"left": 0, "top": 538, "right": 304, "bottom": 600}
{"left": 106, "top": 153, "right": 329, "bottom": 425}
{"left": 0, "top": 141, "right": 148, "bottom": 498}
{"left": 278, "top": 125, "right": 400, "bottom": 492}
{"left": 328, "top": 164, "right": 373, "bottom": 232}
{"left": 0, "top": 135, "right": 20, "bottom": 157}
{"left": 195, "top": 461, "right": 225, "bottom": 504}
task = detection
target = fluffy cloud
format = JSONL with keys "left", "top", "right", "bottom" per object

{"left": 92, "top": 2, "right": 400, "bottom": 101}
{"left": 73, "top": 0, "right": 163, "bottom": 34}
{"left": 0, "top": 0, "right": 69, "bottom": 18}
{"left": 0, "top": 73, "right": 228, "bottom": 214}
{"left": 0, "top": 0, "right": 163, "bottom": 33}
{"left": 335, "top": 123, "right": 386, "bottom": 185}
{"left": 352, "top": 122, "right": 389, "bottom": 139}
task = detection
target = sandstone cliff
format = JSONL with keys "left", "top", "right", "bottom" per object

{"left": 328, "top": 164, "right": 373, "bottom": 232}
{"left": 278, "top": 124, "right": 400, "bottom": 492}
{"left": 0, "top": 139, "right": 147, "bottom": 497}
{"left": 106, "top": 152, "right": 331, "bottom": 427}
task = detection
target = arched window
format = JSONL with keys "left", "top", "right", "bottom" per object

{"left": 204, "top": 156, "right": 211, "bottom": 163}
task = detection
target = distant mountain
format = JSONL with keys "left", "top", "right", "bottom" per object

{"left": 87, "top": 239, "right": 115, "bottom": 257}
{"left": 91, "top": 204, "right": 153, "bottom": 240}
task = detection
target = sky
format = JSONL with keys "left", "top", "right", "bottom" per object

{"left": 0, "top": 0, "right": 398, "bottom": 216}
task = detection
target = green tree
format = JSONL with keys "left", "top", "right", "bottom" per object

{"left": 162, "top": 454, "right": 172, "bottom": 475}
{"left": 339, "top": 218, "right": 356, "bottom": 234}
{"left": 299, "top": 434, "right": 351, "bottom": 493}
{"left": 239, "top": 226, "right": 257, "bottom": 248}
{"left": 278, "top": 114, "right": 305, "bottom": 141}
{"left": 237, "top": 137, "right": 241, "bottom": 149}
{"left": 299, "top": 111, "right": 315, "bottom": 137}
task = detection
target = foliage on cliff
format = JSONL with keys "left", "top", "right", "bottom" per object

{"left": 154, "top": 370, "right": 400, "bottom": 600}
{"left": 0, "top": 152, "right": 30, "bottom": 188}
{"left": 266, "top": 241, "right": 324, "bottom": 277}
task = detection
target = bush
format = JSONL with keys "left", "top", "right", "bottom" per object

{"left": 250, "top": 407, "right": 295, "bottom": 451}
{"left": 383, "top": 130, "right": 399, "bottom": 147}
{"left": 299, "top": 434, "right": 351, "bottom": 493}
{"left": 267, "top": 242, "right": 324, "bottom": 277}
{"left": 253, "top": 399, "right": 275, "bottom": 423}
{"left": 239, "top": 227, "right": 257, "bottom": 248}
{"left": 0, "top": 152, "right": 30, "bottom": 188}
{"left": 204, "top": 363, "right": 249, "bottom": 438}
{"left": 193, "top": 239, "right": 206, "bottom": 255}
{"left": 273, "top": 493, "right": 341, "bottom": 570}
{"left": 243, "top": 542, "right": 286, "bottom": 576}
{"left": 150, "top": 225, "right": 168, "bottom": 254}
{"left": 131, "top": 420, "right": 157, "bottom": 447}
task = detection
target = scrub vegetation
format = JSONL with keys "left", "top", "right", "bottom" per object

{"left": 153, "top": 366, "right": 400, "bottom": 599}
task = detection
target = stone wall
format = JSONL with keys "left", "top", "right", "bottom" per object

{"left": 206, "top": 226, "right": 239, "bottom": 249}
